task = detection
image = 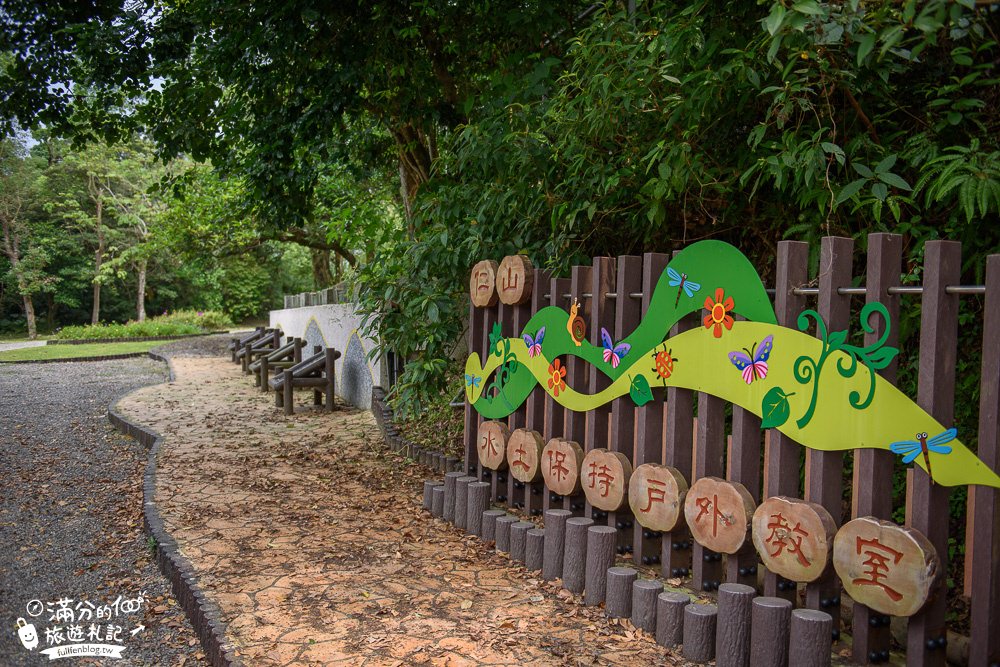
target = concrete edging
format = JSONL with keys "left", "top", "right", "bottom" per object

{"left": 106, "top": 351, "right": 241, "bottom": 667}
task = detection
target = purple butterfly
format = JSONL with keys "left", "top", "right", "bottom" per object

{"left": 601, "top": 327, "right": 631, "bottom": 368}
{"left": 523, "top": 327, "right": 545, "bottom": 358}
{"left": 728, "top": 335, "right": 774, "bottom": 384}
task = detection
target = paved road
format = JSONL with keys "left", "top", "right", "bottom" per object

{"left": 0, "top": 356, "right": 207, "bottom": 666}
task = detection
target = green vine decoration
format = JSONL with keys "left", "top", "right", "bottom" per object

{"left": 485, "top": 322, "right": 517, "bottom": 409}
{"left": 792, "top": 303, "right": 899, "bottom": 429}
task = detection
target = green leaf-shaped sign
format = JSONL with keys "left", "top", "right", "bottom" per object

{"left": 630, "top": 375, "right": 654, "bottom": 406}
{"left": 762, "top": 386, "right": 794, "bottom": 428}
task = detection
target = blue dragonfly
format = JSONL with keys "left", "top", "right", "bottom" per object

{"left": 667, "top": 267, "right": 701, "bottom": 308}
{"left": 889, "top": 428, "right": 956, "bottom": 485}
{"left": 465, "top": 373, "right": 481, "bottom": 389}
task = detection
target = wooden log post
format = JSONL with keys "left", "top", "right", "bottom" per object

{"left": 907, "top": 240, "right": 960, "bottom": 667}
{"left": 852, "top": 233, "right": 902, "bottom": 665}
{"left": 584, "top": 525, "right": 617, "bottom": 606}
{"left": 431, "top": 486, "right": 444, "bottom": 518}
{"left": 324, "top": 346, "right": 337, "bottom": 411}
{"left": 563, "top": 516, "right": 594, "bottom": 594}
{"left": 543, "top": 276, "right": 571, "bottom": 513}
{"left": 605, "top": 567, "right": 638, "bottom": 618}
{"left": 282, "top": 368, "right": 294, "bottom": 416}
{"left": 510, "top": 521, "right": 533, "bottom": 564}
{"left": 715, "top": 583, "right": 756, "bottom": 667}
{"left": 750, "top": 596, "right": 793, "bottom": 667}
{"left": 467, "top": 482, "right": 490, "bottom": 536}
{"left": 683, "top": 603, "right": 719, "bottom": 663}
{"left": 495, "top": 515, "right": 517, "bottom": 553}
{"left": 423, "top": 481, "right": 441, "bottom": 511}
{"left": 803, "top": 236, "right": 852, "bottom": 637}
{"left": 764, "top": 240, "right": 808, "bottom": 600}
{"left": 454, "top": 476, "right": 476, "bottom": 531}
{"left": 656, "top": 591, "right": 690, "bottom": 648}
{"left": 526, "top": 528, "right": 545, "bottom": 571}
{"left": 312, "top": 345, "right": 323, "bottom": 406}
{"left": 789, "top": 609, "right": 832, "bottom": 667}
{"left": 542, "top": 509, "right": 572, "bottom": 581}
{"left": 442, "top": 471, "right": 464, "bottom": 523}
{"left": 969, "top": 253, "right": 1000, "bottom": 667}
{"left": 482, "top": 509, "right": 506, "bottom": 543}
{"left": 632, "top": 579, "right": 663, "bottom": 634}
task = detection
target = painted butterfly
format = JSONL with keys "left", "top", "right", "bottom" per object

{"left": 728, "top": 335, "right": 774, "bottom": 384}
{"left": 523, "top": 327, "right": 545, "bottom": 358}
{"left": 601, "top": 327, "right": 631, "bottom": 368}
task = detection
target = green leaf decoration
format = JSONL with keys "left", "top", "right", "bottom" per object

{"left": 761, "top": 387, "right": 794, "bottom": 428}
{"left": 488, "top": 322, "right": 503, "bottom": 356}
{"left": 629, "top": 375, "right": 654, "bottom": 406}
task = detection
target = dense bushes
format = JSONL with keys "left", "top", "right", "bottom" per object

{"left": 53, "top": 309, "right": 232, "bottom": 340}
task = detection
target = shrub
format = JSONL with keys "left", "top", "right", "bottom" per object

{"left": 155, "top": 309, "right": 234, "bottom": 331}
{"left": 52, "top": 310, "right": 232, "bottom": 340}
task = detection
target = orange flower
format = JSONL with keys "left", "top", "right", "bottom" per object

{"left": 547, "top": 358, "right": 567, "bottom": 396}
{"left": 703, "top": 288, "right": 735, "bottom": 338}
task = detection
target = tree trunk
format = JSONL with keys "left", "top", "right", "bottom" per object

{"left": 311, "top": 248, "right": 334, "bottom": 289}
{"left": 46, "top": 293, "right": 56, "bottom": 332}
{"left": 23, "top": 294, "right": 37, "bottom": 340}
{"left": 136, "top": 257, "right": 147, "bottom": 322}
{"left": 91, "top": 199, "right": 104, "bottom": 325}
{"left": 392, "top": 123, "right": 434, "bottom": 239}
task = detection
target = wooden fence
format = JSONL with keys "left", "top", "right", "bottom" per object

{"left": 462, "top": 235, "right": 1000, "bottom": 666}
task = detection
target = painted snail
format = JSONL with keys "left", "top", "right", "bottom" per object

{"left": 567, "top": 298, "right": 586, "bottom": 346}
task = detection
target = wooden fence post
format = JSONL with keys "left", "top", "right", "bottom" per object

{"left": 763, "top": 240, "right": 808, "bottom": 600}
{"left": 907, "top": 240, "right": 960, "bottom": 667}
{"left": 543, "top": 277, "right": 571, "bottom": 513}
{"left": 584, "top": 257, "right": 616, "bottom": 522}
{"left": 852, "top": 233, "right": 902, "bottom": 664}
{"left": 522, "top": 267, "right": 552, "bottom": 518}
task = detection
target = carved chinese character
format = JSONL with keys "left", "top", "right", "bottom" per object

{"left": 496, "top": 255, "right": 533, "bottom": 305}
{"left": 627, "top": 463, "right": 687, "bottom": 532}
{"left": 751, "top": 496, "right": 835, "bottom": 582}
{"left": 477, "top": 421, "right": 510, "bottom": 470}
{"left": 506, "top": 428, "right": 544, "bottom": 483}
{"left": 833, "top": 516, "right": 940, "bottom": 617}
{"left": 683, "top": 477, "right": 755, "bottom": 554}
{"left": 581, "top": 448, "right": 632, "bottom": 511}
{"left": 469, "top": 260, "right": 499, "bottom": 308}
{"left": 541, "top": 438, "right": 584, "bottom": 496}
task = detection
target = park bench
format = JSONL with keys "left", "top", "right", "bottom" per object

{"left": 248, "top": 337, "right": 306, "bottom": 391}
{"left": 267, "top": 345, "right": 341, "bottom": 415}
{"left": 239, "top": 329, "right": 283, "bottom": 374}
{"left": 228, "top": 327, "right": 268, "bottom": 362}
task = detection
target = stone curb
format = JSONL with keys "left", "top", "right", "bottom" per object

{"left": 106, "top": 352, "right": 242, "bottom": 667}
{"left": 48, "top": 331, "right": 229, "bottom": 345}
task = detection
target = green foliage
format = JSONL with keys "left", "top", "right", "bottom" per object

{"left": 54, "top": 321, "right": 201, "bottom": 340}
{"left": 151, "top": 309, "right": 234, "bottom": 331}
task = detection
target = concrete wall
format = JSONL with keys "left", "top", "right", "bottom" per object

{"left": 269, "top": 303, "right": 382, "bottom": 409}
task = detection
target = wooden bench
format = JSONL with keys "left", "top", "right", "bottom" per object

{"left": 229, "top": 327, "right": 268, "bottom": 362}
{"left": 248, "top": 337, "right": 306, "bottom": 390}
{"left": 240, "top": 329, "right": 283, "bottom": 374}
{"left": 268, "top": 346, "right": 341, "bottom": 415}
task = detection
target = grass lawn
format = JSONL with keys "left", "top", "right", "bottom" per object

{"left": 0, "top": 339, "right": 178, "bottom": 362}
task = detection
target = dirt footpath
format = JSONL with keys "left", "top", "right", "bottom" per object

{"left": 116, "top": 357, "right": 684, "bottom": 666}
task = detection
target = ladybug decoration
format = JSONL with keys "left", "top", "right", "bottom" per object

{"left": 567, "top": 298, "right": 586, "bottom": 347}
{"left": 650, "top": 343, "right": 678, "bottom": 387}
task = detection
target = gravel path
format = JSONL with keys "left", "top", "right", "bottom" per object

{"left": 0, "top": 341, "right": 46, "bottom": 352}
{"left": 0, "top": 348, "right": 216, "bottom": 666}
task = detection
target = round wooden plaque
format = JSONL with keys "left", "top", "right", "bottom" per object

{"left": 628, "top": 463, "right": 688, "bottom": 532}
{"left": 469, "top": 260, "right": 499, "bottom": 308}
{"left": 683, "top": 476, "right": 755, "bottom": 554}
{"left": 506, "top": 428, "right": 544, "bottom": 483}
{"left": 478, "top": 420, "right": 510, "bottom": 470}
{"left": 833, "top": 516, "right": 940, "bottom": 617}
{"left": 497, "top": 255, "right": 533, "bottom": 305}
{"left": 751, "top": 496, "right": 836, "bottom": 583}
{"left": 541, "top": 438, "right": 584, "bottom": 496}
{"left": 581, "top": 448, "right": 633, "bottom": 512}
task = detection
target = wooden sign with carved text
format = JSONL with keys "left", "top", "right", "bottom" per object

{"left": 628, "top": 463, "right": 688, "bottom": 532}
{"left": 683, "top": 477, "right": 755, "bottom": 554}
{"left": 752, "top": 496, "right": 836, "bottom": 582}
{"left": 469, "top": 260, "right": 499, "bottom": 307}
{"left": 497, "top": 255, "right": 534, "bottom": 305}
{"left": 507, "top": 428, "right": 544, "bottom": 482}
{"left": 541, "top": 438, "right": 584, "bottom": 496}
{"left": 581, "top": 448, "right": 633, "bottom": 511}
{"left": 478, "top": 420, "right": 510, "bottom": 470}
{"left": 833, "top": 516, "right": 940, "bottom": 617}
